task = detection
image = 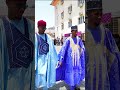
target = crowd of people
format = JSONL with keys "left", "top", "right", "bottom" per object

{"left": 54, "top": 37, "right": 63, "bottom": 46}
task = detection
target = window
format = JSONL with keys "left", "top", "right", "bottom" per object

{"left": 68, "top": 5, "right": 72, "bottom": 14}
{"left": 61, "top": 23, "right": 64, "bottom": 30}
{"left": 78, "top": 16, "right": 84, "bottom": 24}
{"left": 113, "top": 18, "right": 118, "bottom": 34}
{"left": 68, "top": 19, "right": 72, "bottom": 28}
{"left": 78, "top": 0, "right": 84, "bottom": 7}
{"left": 82, "top": 16, "right": 85, "bottom": 23}
{"left": 78, "top": 17, "right": 80, "bottom": 24}
{"left": 105, "top": 18, "right": 118, "bottom": 34}
{"left": 61, "top": 11, "right": 64, "bottom": 19}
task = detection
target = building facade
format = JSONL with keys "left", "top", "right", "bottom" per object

{"left": 51, "top": 0, "right": 85, "bottom": 40}
{"left": 45, "top": 26, "right": 55, "bottom": 40}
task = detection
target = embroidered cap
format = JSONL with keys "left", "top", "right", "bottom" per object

{"left": 71, "top": 25, "right": 78, "bottom": 31}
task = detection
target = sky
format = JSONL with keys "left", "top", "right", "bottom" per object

{"left": 35, "top": 0, "right": 55, "bottom": 29}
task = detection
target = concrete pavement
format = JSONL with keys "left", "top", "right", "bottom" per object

{"left": 49, "top": 80, "right": 85, "bottom": 90}
{"left": 38, "top": 80, "right": 85, "bottom": 90}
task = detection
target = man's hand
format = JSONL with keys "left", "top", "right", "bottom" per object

{"left": 58, "top": 61, "right": 62, "bottom": 66}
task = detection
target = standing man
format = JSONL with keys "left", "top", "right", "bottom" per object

{"left": 56, "top": 25, "right": 85, "bottom": 90}
{"left": 0, "top": 0, "right": 34, "bottom": 90}
{"left": 35, "top": 20, "right": 58, "bottom": 90}
{"left": 85, "top": 0, "right": 120, "bottom": 90}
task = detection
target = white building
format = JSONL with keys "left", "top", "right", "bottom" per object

{"left": 51, "top": 0, "right": 85, "bottom": 40}
{"left": 45, "top": 26, "right": 55, "bottom": 39}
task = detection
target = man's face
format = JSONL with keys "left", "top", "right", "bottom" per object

{"left": 87, "top": 9, "right": 102, "bottom": 26}
{"left": 71, "top": 30, "right": 78, "bottom": 37}
{"left": 6, "top": 0, "right": 27, "bottom": 19}
{"left": 38, "top": 26, "right": 46, "bottom": 34}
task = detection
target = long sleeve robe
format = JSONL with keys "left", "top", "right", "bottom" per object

{"left": 56, "top": 36, "right": 85, "bottom": 87}
{"left": 85, "top": 24, "right": 120, "bottom": 90}
{"left": 0, "top": 17, "right": 35, "bottom": 90}
{"left": 35, "top": 33, "right": 58, "bottom": 89}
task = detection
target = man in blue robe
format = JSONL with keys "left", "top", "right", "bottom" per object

{"left": 35, "top": 20, "right": 58, "bottom": 90}
{"left": 85, "top": 1, "right": 120, "bottom": 90}
{"left": 56, "top": 25, "right": 85, "bottom": 90}
{"left": 0, "top": 0, "right": 34, "bottom": 90}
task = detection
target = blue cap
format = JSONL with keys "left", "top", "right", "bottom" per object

{"left": 71, "top": 25, "right": 78, "bottom": 31}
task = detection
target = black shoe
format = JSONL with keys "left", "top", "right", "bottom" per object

{"left": 75, "top": 87, "right": 80, "bottom": 90}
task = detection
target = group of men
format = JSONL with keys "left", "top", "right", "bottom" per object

{"left": 35, "top": 0, "right": 120, "bottom": 90}
{"left": 0, "top": 0, "right": 120, "bottom": 90}
{"left": 35, "top": 20, "right": 85, "bottom": 90}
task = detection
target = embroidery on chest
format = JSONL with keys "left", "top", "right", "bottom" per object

{"left": 70, "top": 37, "right": 81, "bottom": 53}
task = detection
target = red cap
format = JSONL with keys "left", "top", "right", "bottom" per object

{"left": 37, "top": 20, "right": 46, "bottom": 27}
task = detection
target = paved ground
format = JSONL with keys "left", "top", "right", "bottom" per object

{"left": 38, "top": 80, "right": 85, "bottom": 90}
{"left": 49, "top": 80, "right": 85, "bottom": 90}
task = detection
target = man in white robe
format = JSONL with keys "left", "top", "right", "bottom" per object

{"left": 35, "top": 20, "right": 58, "bottom": 90}
{"left": 0, "top": 0, "right": 34, "bottom": 90}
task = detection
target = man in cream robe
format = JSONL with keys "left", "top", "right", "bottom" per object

{"left": 85, "top": 1, "right": 120, "bottom": 90}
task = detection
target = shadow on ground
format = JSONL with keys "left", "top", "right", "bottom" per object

{"left": 37, "top": 80, "right": 85, "bottom": 90}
